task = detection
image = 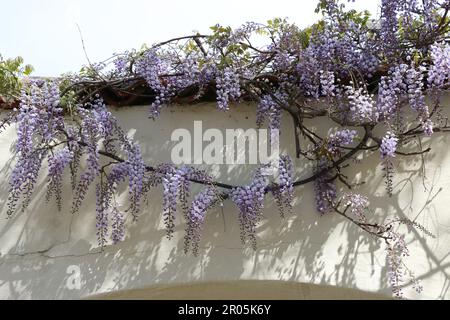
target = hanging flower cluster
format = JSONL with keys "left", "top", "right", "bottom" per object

{"left": 380, "top": 132, "right": 399, "bottom": 196}
{"left": 326, "top": 129, "right": 358, "bottom": 156}
{"left": 8, "top": 80, "right": 63, "bottom": 216}
{"left": 314, "top": 160, "right": 338, "bottom": 214}
{"left": 184, "top": 187, "right": 219, "bottom": 256}
{"left": 342, "top": 192, "right": 369, "bottom": 223}
{"left": 319, "top": 70, "right": 336, "bottom": 98}
{"left": 376, "top": 64, "right": 407, "bottom": 121}
{"left": 216, "top": 67, "right": 241, "bottom": 111}
{"left": 46, "top": 147, "right": 74, "bottom": 211}
{"left": 256, "top": 92, "right": 287, "bottom": 132}
{"left": 273, "top": 155, "right": 294, "bottom": 217}
{"left": 346, "top": 86, "right": 376, "bottom": 122}
{"left": 231, "top": 167, "right": 268, "bottom": 250}
{"left": 385, "top": 229, "right": 412, "bottom": 299}
{"left": 428, "top": 42, "right": 450, "bottom": 89}
{"left": 135, "top": 49, "right": 172, "bottom": 119}
{"left": 125, "top": 143, "right": 146, "bottom": 220}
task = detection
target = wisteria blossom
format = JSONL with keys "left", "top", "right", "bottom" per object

{"left": 343, "top": 193, "right": 369, "bottom": 222}
{"left": 272, "top": 155, "right": 294, "bottom": 217}
{"left": 428, "top": 42, "right": 450, "bottom": 89}
{"left": 46, "top": 147, "right": 74, "bottom": 211}
{"left": 380, "top": 132, "right": 399, "bottom": 196}
{"left": 380, "top": 132, "right": 399, "bottom": 159}
{"left": 314, "top": 161, "right": 338, "bottom": 214}
{"left": 185, "top": 187, "right": 218, "bottom": 256}
{"left": 216, "top": 67, "right": 241, "bottom": 111}
{"left": 327, "top": 129, "right": 357, "bottom": 156}
{"left": 231, "top": 167, "right": 268, "bottom": 249}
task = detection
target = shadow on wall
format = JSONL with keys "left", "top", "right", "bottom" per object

{"left": 0, "top": 96, "right": 449, "bottom": 300}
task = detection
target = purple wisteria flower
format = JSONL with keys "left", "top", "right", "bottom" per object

{"left": 320, "top": 70, "right": 336, "bottom": 97}
{"left": 126, "top": 143, "right": 146, "bottom": 221}
{"left": 113, "top": 53, "right": 130, "bottom": 76}
{"left": 376, "top": 64, "right": 408, "bottom": 121}
{"left": 380, "top": 0, "right": 400, "bottom": 60}
{"left": 8, "top": 80, "right": 63, "bottom": 216}
{"left": 314, "top": 160, "right": 337, "bottom": 214}
{"left": 135, "top": 49, "right": 171, "bottom": 119}
{"left": 256, "top": 91, "right": 287, "bottom": 147}
{"left": 428, "top": 42, "right": 450, "bottom": 89}
{"left": 95, "top": 183, "right": 110, "bottom": 249}
{"left": 162, "top": 165, "right": 179, "bottom": 239}
{"left": 386, "top": 230, "right": 410, "bottom": 299}
{"left": 380, "top": 132, "right": 398, "bottom": 196}
{"left": 111, "top": 207, "right": 126, "bottom": 245}
{"left": 184, "top": 187, "right": 218, "bottom": 256}
{"left": 406, "top": 64, "right": 433, "bottom": 136}
{"left": 160, "top": 165, "right": 210, "bottom": 239}
{"left": 343, "top": 193, "right": 369, "bottom": 222}
{"left": 72, "top": 146, "right": 99, "bottom": 214}
{"left": 216, "top": 67, "right": 241, "bottom": 111}
{"left": 272, "top": 155, "right": 294, "bottom": 217}
{"left": 380, "top": 132, "right": 398, "bottom": 159}
{"left": 327, "top": 129, "right": 357, "bottom": 155}
{"left": 231, "top": 166, "right": 268, "bottom": 249}
{"left": 46, "top": 147, "right": 74, "bottom": 211}
{"left": 347, "top": 86, "right": 375, "bottom": 122}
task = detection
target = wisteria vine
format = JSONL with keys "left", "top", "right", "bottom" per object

{"left": 1, "top": 0, "right": 449, "bottom": 298}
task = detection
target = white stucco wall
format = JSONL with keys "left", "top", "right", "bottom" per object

{"left": 0, "top": 95, "right": 449, "bottom": 300}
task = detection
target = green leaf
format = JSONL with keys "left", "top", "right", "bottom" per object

{"left": 24, "top": 64, "right": 33, "bottom": 76}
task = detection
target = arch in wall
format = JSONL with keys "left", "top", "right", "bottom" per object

{"left": 88, "top": 280, "right": 391, "bottom": 300}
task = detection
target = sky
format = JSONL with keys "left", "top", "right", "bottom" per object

{"left": 1, "top": 0, "right": 380, "bottom": 76}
